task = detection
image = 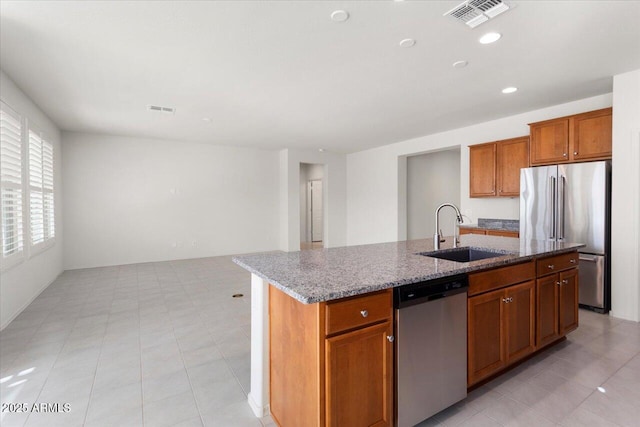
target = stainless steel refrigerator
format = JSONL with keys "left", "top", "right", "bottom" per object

{"left": 520, "top": 161, "right": 611, "bottom": 312}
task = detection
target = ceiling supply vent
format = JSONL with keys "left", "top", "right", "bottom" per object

{"left": 444, "top": 0, "right": 511, "bottom": 28}
{"left": 147, "top": 105, "right": 175, "bottom": 114}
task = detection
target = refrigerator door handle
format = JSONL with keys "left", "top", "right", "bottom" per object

{"left": 559, "top": 175, "right": 566, "bottom": 240}
{"left": 579, "top": 255, "right": 598, "bottom": 262}
{"left": 549, "top": 176, "right": 556, "bottom": 239}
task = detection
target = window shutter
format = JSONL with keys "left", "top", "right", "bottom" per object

{"left": 0, "top": 103, "right": 24, "bottom": 257}
{"left": 43, "top": 140, "right": 55, "bottom": 238}
{"left": 29, "top": 129, "right": 45, "bottom": 245}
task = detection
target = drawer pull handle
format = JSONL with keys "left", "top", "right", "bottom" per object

{"left": 562, "top": 279, "right": 569, "bottom": 284}
{"left": 508, "top": 297, "right": 513, "bottom": 303}
{"left": 360, "top": 310, "right": 368, "bottom": 318}
{"left": 556, "top": 281, "right": 561, "bottom": 286}
{"left": 570, "top": 259, "right": 576, "bottom": 264}
{"left": 502, "top": 298, "right": 507, "bottom": 303}
{"left": 548, "top": 264, "right": 555, "bottom": 269}
{"left": 387, "top": 335, "right": 395, "bottom": 343}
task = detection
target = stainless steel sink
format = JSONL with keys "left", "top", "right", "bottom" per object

{"left": 419, "top": 247, "right": 508, "bottom": 263}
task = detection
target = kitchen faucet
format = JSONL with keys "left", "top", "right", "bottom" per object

{"left": 434, "top": 203, "right": 464, "bottom": 250}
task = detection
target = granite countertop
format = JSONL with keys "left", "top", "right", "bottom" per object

{"left": 233, "top": 235, "right": 584, "bottom": 304}
{"left": 460, "top": 218, "right": 520, "bottom": 232}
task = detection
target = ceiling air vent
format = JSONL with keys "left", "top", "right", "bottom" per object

{"left": 147, "top": 105, "right": 176, "bottom": 114}
{"left": 444, "top": 0, "right": 511, "bottom": 28}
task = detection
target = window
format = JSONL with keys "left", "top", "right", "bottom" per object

{"left": 0, "top": 102, "right": 24, "bottom": 265}
{"left": 28, "top": 128, "right": 55, "bottom": 247}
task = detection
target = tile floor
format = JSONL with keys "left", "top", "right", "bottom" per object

{"left": 0, "top": 255, "right": 639, "bottom": 427}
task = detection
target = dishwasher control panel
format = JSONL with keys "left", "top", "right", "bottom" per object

{"left": 394, "top": 274, "right": 468, "bottom": 308}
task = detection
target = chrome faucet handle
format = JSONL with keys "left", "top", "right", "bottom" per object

{"left": 439, "top": 229, "right": 445, "bottom": 243}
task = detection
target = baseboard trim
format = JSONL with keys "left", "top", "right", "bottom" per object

{"left": 0, "top": 271, "right": 62, "bottom": 331}
{"left": 247, "top": 392, "right": 269, "bottom": 418}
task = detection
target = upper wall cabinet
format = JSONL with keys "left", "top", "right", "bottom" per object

{"left": 470, "top": 136, "right": 529, "bottom": 198}
{"left": 529, "top": 107, "right": 612, "bottom": 166}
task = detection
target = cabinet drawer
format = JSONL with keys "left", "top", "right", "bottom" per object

{"left": 325, "top": 290, "right": 392, "bottom": 336}
{"left": 536, "top": 252, "right": 579, "bottom": 277}
{"left": 486, "top": 230, "right": 519, "bottom": 238}
{"left": 469, "top": 261, "right": 535, "bottom": 296}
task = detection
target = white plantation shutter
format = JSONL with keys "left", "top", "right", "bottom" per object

{"left": 0, "top": 102, "right": 24, "bottom": 260}
{"left": 28, "top": 128, "right": 54, "bottom": 246}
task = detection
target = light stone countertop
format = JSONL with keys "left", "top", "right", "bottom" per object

{"left": 233, "top": 235, "right": 584, "bottom": 304}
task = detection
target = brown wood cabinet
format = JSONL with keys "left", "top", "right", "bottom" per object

{"left": 467, "top": 251, "right": 579, "bottom": 387}
{"left": 269, "top": 286, "right": 393, "bottom": 427}
{"left": 469, "top": 136, "right": 529, "bottom": 198}
{"left": 459, "top": 227, "right": 519, "bottom": 238}
{"left": 535, "top": 252, "right": 579, "bottom": 349}
{"left": 469, "top": 143, "right": 496, "bottom": 197}
{"left": 467, "top": 261, "right": 536, "bottom": 386}
{"left": 529, "top": 107, "right": 611, "bottom": 166}
{"left": 468, "top": 280, "right": 535, "bottom": 386}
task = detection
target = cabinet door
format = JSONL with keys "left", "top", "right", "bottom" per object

{"left": 325, "top": 321, "right": 393, "bottom": 427}
{"left": 468, "top": 288, "right": 505, "bottom": 386}
{"left": 505, "top": 280, "right": 535, "bottom": 363}
{"left": 470, "top": 143, "right": 497, "bottom": 197}
{"left": 572, "top": 108, "right": 612, "bottom": 161}
{"left": 497, "top": 137, "right": 529, "bottom": 197}
{"left": 559, "top": 269, "right": 579, "bottom": 335}
{"left": 536, "top": 275, "right": 560, "bottom": 348}
{"left": 530, "top": 119, "right": 569, "bottom": 165}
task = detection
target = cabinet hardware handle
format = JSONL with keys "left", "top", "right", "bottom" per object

{"left": 508, "top": 297, "right": 513, "bottom": 303}
{"left": 563, "top": 153, "right": 567, "bottom": 157}
{"left": 556, "top": 281, "right": 561, "bottom": 286}
{"left": 562, "top": 279, "right": 569, "bottom": 284}
{"left": 574, "top": 151, "right": 578, "bottom": 155}
{"left": 387, "top": 335, "right": 395, "bottom": 343}
{"left": 570, "top": 259, "right": 576, "bottom": 264}
{"left": 502, "top": 298, "right": 508, "bottom": 303}
{"left": 548, "top": 264, "right": 555, "bottom": 269}
{"left": 360, "top": 310, "right": 368, "bottom": 318}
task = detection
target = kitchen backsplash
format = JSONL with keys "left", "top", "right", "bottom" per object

{"left": 477, "top": 218, "right": 520, "bottom": 231}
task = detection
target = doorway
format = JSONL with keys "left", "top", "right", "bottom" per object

{"left": 407, "top": 149, "right": 461, "bottom": 240}
{"left": 300, "top": 163, "right": 324, "bottom": 250}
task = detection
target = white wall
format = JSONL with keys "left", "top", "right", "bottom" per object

{"left": 299, "top": 163, "right": 324, "bottom": 243}
{"left": 407, "top": 149, "right": 461, "bottom": 240}
{"left": 280, "top": 149, "right": 347, "bottom": 252}
{"left": 62, "top": 132, "right": 280, "bottom": 269}
{"left": 347, "top": 93, "right": 613, "bottom": 246}
{"left": 0, "top": 71, "right": 63, "bottom": 329}
{"left": 611, "top": 69, "right": 640, "bottom": 322}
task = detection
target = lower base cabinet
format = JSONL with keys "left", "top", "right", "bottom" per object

{"left": 269, "top": 286, "right": 393, "bottom": 427}
{"left": 326, "top": 322, "right": 393, "bottom": 427}
{"left": 468, "top": 251, "right": 579, "bottom": 387}
{"left": 468, "top": 280, "right": 535, "bottom": 386}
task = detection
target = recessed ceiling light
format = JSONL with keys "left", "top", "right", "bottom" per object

{"left": 331, "top": 10, "right": 349, "bottom": 22}
{"left": 318, "top": 148, "right": 325, "bottom": 152}
{"left": 479, "top": 32, "right": 502, "bottom": 44}
{"left": 202, "top": 117, "right": 212, "bottom": 122}
{"left": 399, "top": 38, "right": 416, "bottom": 48}
{"left": 502, "top": 87, "right": 518, "bottom": 94}
{"left": 452, "top": 60, "right": 468, "bottom": 68}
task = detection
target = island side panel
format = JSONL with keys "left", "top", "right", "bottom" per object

{"left": 269, "top": 285, "right": 325, "bottom": 427}
{"left": 249, "top": 274, "right": 270, "bottom": 417}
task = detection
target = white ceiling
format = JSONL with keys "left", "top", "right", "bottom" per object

{"left": 1, "top": 1, "right": 639, "bottom": 154}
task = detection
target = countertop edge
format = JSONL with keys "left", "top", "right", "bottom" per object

{"left": 233, "top": 244, "right": 584, "bottom": 305}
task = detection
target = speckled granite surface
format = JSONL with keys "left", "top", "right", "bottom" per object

{"left": 233, "top": 235, "right": 583, "bottom": 304}
{"left": 461, "top": 218, "right": 520, "bottom": 232}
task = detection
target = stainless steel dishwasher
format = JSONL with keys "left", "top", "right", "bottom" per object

{"left": 394, "top": 274, "right": 468, "bottom": 427}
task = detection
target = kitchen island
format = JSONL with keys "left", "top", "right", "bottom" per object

{"left": 233, "top": 235, "right": 584, "bottom": 426}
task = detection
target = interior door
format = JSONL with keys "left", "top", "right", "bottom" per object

{"left": 310, "top": 180, "right": 323, "bottom": 242}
